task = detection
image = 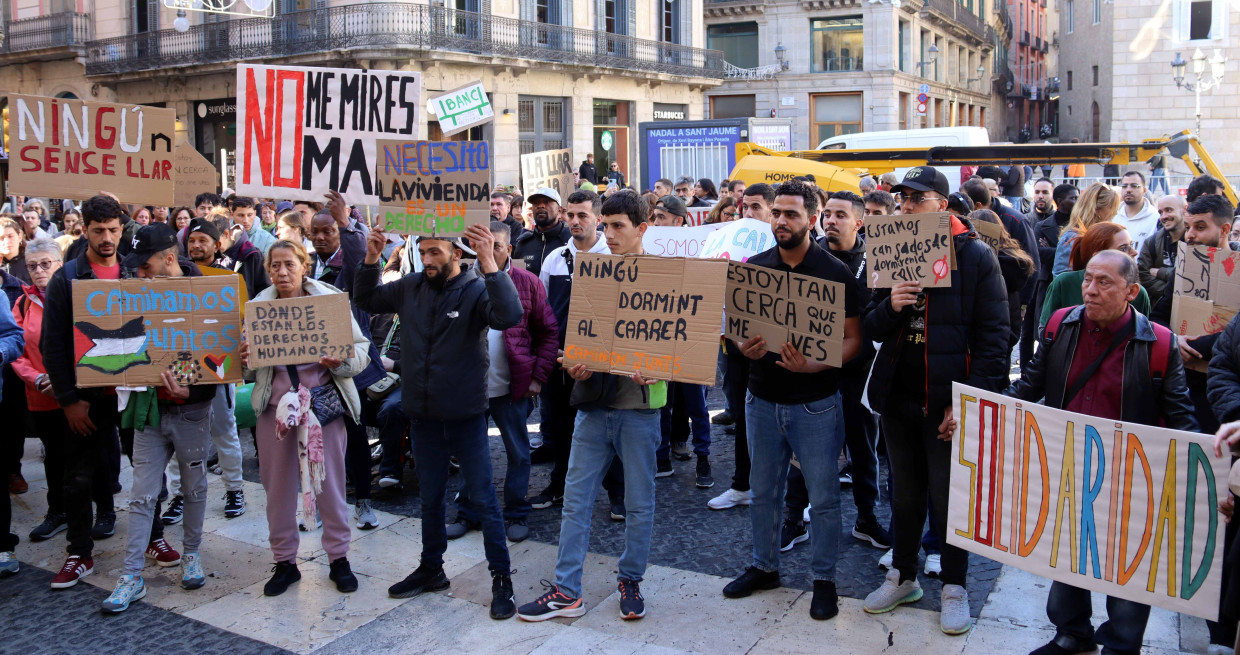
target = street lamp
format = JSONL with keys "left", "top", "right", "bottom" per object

{"left": 916, "top": 43, "right": 938, "bottom": 75}
{"left": 774, "top": 43, "right": 789, "bottom": 71}
{"left": 173, "top": 9, "right": 190, "bottom": 32}
{"left": 1171, "top": 48, "right": 1228, "bottom": 139}
{"left": 967, "top": 64, "right": 986, "bottom": 89}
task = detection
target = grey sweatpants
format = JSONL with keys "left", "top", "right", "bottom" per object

{"left": 167, "top": 384, "right": 244, "bottom": 493}
{"left": 124, "top": 400, "right": 213, "bottom": 575}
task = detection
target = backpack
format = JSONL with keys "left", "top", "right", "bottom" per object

{"left": 1043, "top": 306, "right": 1171, "bottom": 379}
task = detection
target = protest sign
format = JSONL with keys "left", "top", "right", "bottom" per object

{"left": 8, "top": 94, "right": 176, "bottom": 205}
{"left": 1170, "top": 242, "right": 1240, "bottom": 372}
{"left": 685, "top": 207, "right": 712, "bottom": 227}
{"left": 563, "top": 254, "right": 727, "bottom": 385}
{"left": 973, "top": 219, "right": 1005, "bottom": 251}
{"left": 643, "top": 223, "right": 722, "bottom": 258}
{"left": 235, "top": 64, "right": 421, "bottom": 205}
{"left": 520, "top": 148, "right": 574, "bottom": 200}
{"left": 173, "top": 143, "right": 219, "bottom": 208}
{"left": 948, "top": 383, "right": 1227, "bottom": 621}
{"left": 866, "top": 212, "right": 954, "bottom": 288}
{"left": 375, "top": 139, "right": 490, "bottom": 238}
{"left": 245, "top": 293, "right": 354, "bottom": 367}
{"left": 723, "top": 261, "right": 845, "bottom": 367}
{"left": 698, "top": 218, "right": 774, "bottom": 261}
{"left": 427, "top": 81, "right": 493, "bottom": 137}
{"left": 72, "top": 277, "right": 242, "bottom": 387}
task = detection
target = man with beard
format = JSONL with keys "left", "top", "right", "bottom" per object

{"left": 40, "top": 194, "right": 132, "bottom": 589}
{"left": 491, "top": 191, "right": 523, "bottom": 244}
{"left": 578, "top": 153, "right": 598, "bottom": 185}
{"left": 1113, "top": 171, "right": 1160, "bottom": 249}
{"left": 721, "top": 181, "right": 863, "bottom": 622}
{"left": 1137, "top": 195, "right": 1186, "bottom": 305}
{"left": 513, "top": 188, "right": 570, "bottom": 276}
{"left": 1028, "top": 183, "right": 1079, "bottom": 353}
{"left": 184, "top": 217, "right": 269, "bottom": 298}
{"left": 355, "top": 223, "right": 524, "bottom": 619}
{"left": 1026, "top": 178, "right": 1055, "bottom": 225}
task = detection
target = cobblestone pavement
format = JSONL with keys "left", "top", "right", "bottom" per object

{"left": 353, "top": 384, "right": 1003, "bottom": 616}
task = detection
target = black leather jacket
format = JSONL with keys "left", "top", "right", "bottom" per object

{"left": 1007, "top": 305, "right": 1198, "bottom": 430}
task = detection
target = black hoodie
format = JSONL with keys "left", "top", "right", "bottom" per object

{"left": 818, "top": 232, "right": 874, "bottom": 371}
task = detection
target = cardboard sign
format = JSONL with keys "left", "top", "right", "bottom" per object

{"left": 72, "top": 277, "right": 243, "bottom": 387}
{"left": 235, "top": 65, "right": 422, "bottom": 205}
{"left": 973, "top": 219, "right": 1005, "bottom": 251}
{"left": 173, "top": 143, "right": 219, "bottom": 208}
{"left": 698, "top": 218, "right": 774, "bottom": 262}
{"left": 375, "top": 139, "right": 490, "bottom": 238}
{"left": 724, "top": 261, "right": 846, "bottom": 367}
{"left": 643, "top": 223, "right": 722, "bottom": 258}
{"left": 563, "top": 254, "right": 727, "bottom": 385}
{"left": 685, "top": 207, "right": 712, "bottom": 227}
{"left": 427, "top": 81, "right": 493, "bottom": 137}
{"left": 949, "top": 383, "right": 1227, "bottom": 621}
{"left": 8, "top": 94, "right": 177, "bottom": 205}
{"left": 245, "top": 294, "right": 354, "bottom": 367}
{"left": 866, "top": 212, "right": 954, "bottom": 288}
{"left": 520, "top": 148, "right": 574, "bottom": 201}
{"left": 1170, "top": 242, "right": 1240, "bottom": 371}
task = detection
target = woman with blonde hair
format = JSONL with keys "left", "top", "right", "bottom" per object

{"left": 239, "top": 239, "right": 370, "bottom": 597}
{"left": 1051, "top": 182, "right": 1120, "bottom": 276}
{"left": 274, "top": 210, "right": 310, "bottom": 247}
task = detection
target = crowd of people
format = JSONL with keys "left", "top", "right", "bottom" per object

{"left": 2, "top": 157, "right": 1240, "bottom": 655}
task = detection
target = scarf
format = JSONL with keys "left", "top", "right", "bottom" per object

{"left": 274, "top": 385, "right": 326, "bottom": 521}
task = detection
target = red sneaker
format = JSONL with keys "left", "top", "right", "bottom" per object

{"left": 145, "top": 538, "right": 182, "bottom": 567}
{"left": 50, "top": 555, "right": 94, "bottom": 589}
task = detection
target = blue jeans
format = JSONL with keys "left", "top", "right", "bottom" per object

{"left": 458, "top": 396, "right": 532, "bottom": 521}
{"left": 376, "top": 392, "right": 409, "bottom": 478}
{"left": 1047, "top": 581, "right": 1151, "bottom": 655}
{"left": 746, "top": 391, "right": 845, "bottom": 581}
{"left": 554, "top": 407, "right": 659, "bottom": 598}
{"left": 657, "top": 383, "right": 711, "bottom": 459}
{"left": 1150, "top": 168, "right": 1169, "bottom": 195}
{"left": 409, "top": 413, "right": 510, "bottom": 574}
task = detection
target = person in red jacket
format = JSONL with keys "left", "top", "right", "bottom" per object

{"left": 450, "top": 221, "right": 559, "bottom": 543}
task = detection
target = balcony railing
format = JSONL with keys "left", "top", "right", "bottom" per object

{"left": 85, "top": 3, "right": 725, "bottom": 78}
{"left": 922, "top": 0, "right": 996, "bottom": 43}
{"left": 1, "top": 12, "right": 93, "bottom": 54}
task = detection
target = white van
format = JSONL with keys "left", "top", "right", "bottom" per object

{"left": 816, "top": 126, "right": 990, "bottom": 192}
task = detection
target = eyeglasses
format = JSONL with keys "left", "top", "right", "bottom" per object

{"left": 1115, "top": 243, "right": 1137, "bottom": 254}
{"left": 28, "top": 260, "right": 59, "bottom": 271}
{"left": 1119, "top": 183, "right": 1143, "bottom": 190}
{"left": 904, "top": 193, "right": 942, "bottom": 205}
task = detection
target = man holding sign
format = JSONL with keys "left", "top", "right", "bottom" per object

{"left": 354, "top": 223, "right": 524, "bottom": 619}
{"left": 720, "top": 180, "right": 863, "bottom": 622}
{"left": 1006, "top": 250, "right": 1196, "bottom": 655}
{"left": 861, "top": 167, "right": 1010, "bottom": 635}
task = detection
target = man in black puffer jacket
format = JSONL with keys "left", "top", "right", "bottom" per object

{"left": 354, "top": 225, "right": 524, "bottom": 618}
{"left": 860, "top": 167, "right": 1009, "bottom": 636}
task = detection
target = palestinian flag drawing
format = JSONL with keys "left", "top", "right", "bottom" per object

{"left": 75, "top": 317, "right": 151, "bottom": 374}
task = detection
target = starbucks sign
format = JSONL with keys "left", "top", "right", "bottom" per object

{"left": 600, "top": 130, "right": 614, "bottom": 151}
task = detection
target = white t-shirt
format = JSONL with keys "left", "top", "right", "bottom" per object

{"left": 486, "top": 328, "right": 511, "bottom": 399}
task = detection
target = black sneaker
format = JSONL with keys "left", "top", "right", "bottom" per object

{"left": 329, "top": 558, "right": 358, "bottom": 593}
{"left": 224, "top": 490, "right": 246, "bottom": 519}
{"left": 839, "top": 470, "right": 853, "bottom": 487}
{"left": 609, "top": 502, "right": 626, "bottom": 521}
{"left": 723, "top": 566, "right": 781, "bottom": 598}
{"left": 528, "top": 489, "right": 563, "bottom": 510}
{"left": 695, "top": 456, "right": 714, "bottom": 489}
{"left": 264, "top": 561, "right": 301, "bottom": 596}
{"left": 517, "top": 580, "right": 585, "bottom": 621}
{"left": 506, "top": 519, "right": 530, "bottom": 543}
{"left": 671, "top": 442, "right": 692, "bottom": 461}
{"left": 490, "top": 573, "right": 516, "bottom": 620}
{"left": 92, "top": 512, "right": 116, "bottom": 539}
{"left": 780, "top": 518, "right": 809, "bottom": 552}
{"left": 29, "top": 513, "right": 67, "bottom": 542}
{"left": 446, "top": 518, "right": 477, "bottom": 540}
{"left": 162, "top": 495, "right": 185, "bottom": 525}
{"left": 810, "top": 580, "right": 838, "bottom": 620}
{"left": 655, "top": 459, "right": 674, "bottom": 478}
{"left": 711, "top": 410, "right": 734, "bottom": 426}
{"left": 618, "top": 577, "right": 645, "bottom": 620}
{"left": 852, "top": 517, "right": 892, "bottom": 550}
{"left": 388, "top": 564, "right": 450, "bottom": 599}
{"left": 1029, "top": 639, "right": 1099, "bottom": 655}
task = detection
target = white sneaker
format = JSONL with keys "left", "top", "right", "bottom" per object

{"left": 863, "top": 568, "right": 923, "bottom": 614}
{"left": 940, "top": 584, "right": 972, "bottom": 635}
{"left": 924, "top": 553, "right": 942, "bottom": 577}
{"left": 1208, "top": 646, "right": 1235, "bottom": 655}
{"left": 378, "top": 476, "right": 400, "bottom": 488}
{"left": 529, "top": 435, "right": 544, "bottom": 449}
{"left": 355, "top": 499, "right": 379, "bottom": 530}
{"left": 879, "top": 548, "right": 893, "bottom": 569}
{"left": 707, "top": 488, "right": 752, "bottom": 510}
{"left": 802, "top": 504, "right": 811, "bottom": 524}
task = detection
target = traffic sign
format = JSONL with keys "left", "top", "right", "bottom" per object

{"left": 916, "top": 102, "right": 927, "bottom": 115}
{"left": 919, "top": 83, "right": 930, "bottom": 93}
{"left": 917, "top": 93, "right": 929, "bottom": 103}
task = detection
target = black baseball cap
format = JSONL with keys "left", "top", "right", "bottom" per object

{"left": 891, "top": 166, "right": 951, "bottom": 198}
{"left": 188, "top": 217, "right": 221, "bottom": 242}
{"left": 654, "top": 195, "right": 687, "bottom": 218}
{"left": 122, "top": 223, "right": 179, "bottom": 269}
